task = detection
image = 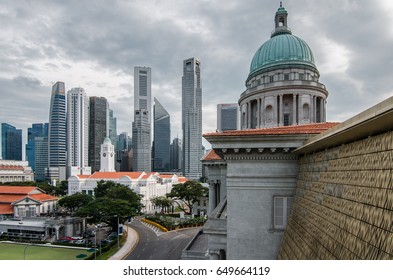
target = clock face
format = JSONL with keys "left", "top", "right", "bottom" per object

{"left": 110, "top": 153, "right": 113, "bottom": 157}
{"left": 103, "top": 153, "right": 106, "bottom": 157}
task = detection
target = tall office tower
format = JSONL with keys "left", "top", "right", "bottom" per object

{"left": 25, "top": 123, "right": 49, "bottom": 172}
{"left": 153, "top": 98, "right": 171, "bottom": 171}
{"left": 67, "top": 87, "right": 91, "bottom": 177}
{"left": 132, "top": 109, "right": 151, "bottom": 171}
{"left": 132, "top": 66, "right": 152, "bottom": 171}
{"left": 1, "top": 123, "right": 22, "bottom": 160}
{"left": 182, "top": 57, "right": 202, "bottom": 180}
{"left": 89, "top": 96, "right": 109, "bottom": 172}
{"left": 34, "top": 136, "right": 48, "bottom": 181}
{"left": 47, "top": 81, "right": 67, "bottom": 181}
{"left": 170, "top": 137, "right": 182, "bottom": 172}
{"left": 109, "top": 109, "right": 117, "bottom": 150}
{"left": 217, "top": 103, "right": 239, "bottom": 132}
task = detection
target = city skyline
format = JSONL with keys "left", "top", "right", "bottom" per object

{"left": 2, "top": 1, "right": 393, "bottom": 156}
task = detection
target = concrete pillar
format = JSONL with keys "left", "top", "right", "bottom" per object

{"left": 247, "top": 102, "right": 251, "bottom": 129}
{"left": 320, "top": 98, "right": 324, "bottom": 122}
{"left": 257, "top": 98, "right": 261, "bottom": 128}
{"left": 279, "top": 94, "right": 283, "bottom": 126}
{"left": 208, "top": 182, "right": 216, "bottom": 215}
{"left": 208, "top": 249, "right": 220, "bottom": 260}
{"left": 292, "top": 94, "right": 297, "bottom": 125}
{"left": 260, "top": 97, "right": 264, "bottom": 128}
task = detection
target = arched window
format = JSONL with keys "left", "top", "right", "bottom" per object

{"left": 303, "top": 104, "right": 310, "bottom": 120}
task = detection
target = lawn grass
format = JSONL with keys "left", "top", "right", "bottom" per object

{"left": 0, "top": 242, "right": 93, "bottom": 260}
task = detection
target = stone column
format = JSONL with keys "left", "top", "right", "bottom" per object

{"left": 260, "top": 97, "right": 264, "bottom": 128}
{"left": 324, "top": 99, "right": 327, "bottom": 122}
{"left": 247, "top": 102, "right": 251, "bottom": 129}
{"left": 256, "top": 98, "right": 260, "bottom": 128}
{"left": 320, "top": 98, "right": 324, "bottom": 122}
{"left": 298, "top": 94, "right": 303, "bottom": 123}
{"left": 208, "top": 182, "right": 216, "bottom": 215}
{"left": 279, "top": 94, "right": 283, "bottom": 126}
{"left": 292, "top": 93, "right": 297, "bottom": 125}
{"left": 310, "top": 95, "right": 314, "bottom": 122}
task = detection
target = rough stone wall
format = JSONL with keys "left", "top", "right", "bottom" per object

{"left": 278, "top": 131, "right": 393, "bottom": 259}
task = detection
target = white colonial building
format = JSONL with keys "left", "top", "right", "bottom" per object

{"left": 68, "top": 137, "right": 187, "bottom": 212}
{"left": 0, "top": 160, "right": 34, "bottom": 183}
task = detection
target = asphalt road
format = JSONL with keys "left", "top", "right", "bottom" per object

{"left": 125, "top": 218, "right": 199, "bottom": 260}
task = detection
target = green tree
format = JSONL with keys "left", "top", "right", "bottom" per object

{"left": 166, "top": 181, "right": 208, "bottom": 215}
{"left": 76, "top": 197, "right": 141, "bottom": 230}
{"left": 94, "top": 180, "right": 117, "bottom": 198}
{"left": 150, "top": 196, "right": 173, "bottom": 213}
{"left": 58, "top": 193, "right": 93, "bottom": 213}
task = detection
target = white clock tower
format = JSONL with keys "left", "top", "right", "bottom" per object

{"left": 100, "top": 137, "right": 115, "bottom": 172}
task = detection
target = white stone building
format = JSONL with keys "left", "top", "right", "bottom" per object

{"left": 0, "top": 160, "right": 34, "bottom": 183}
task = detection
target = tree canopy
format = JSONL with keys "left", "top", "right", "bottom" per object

{"left": 166, "top": 181, "right": 208, "bottom": 215}
{"left": 75, "top": 181, "right": 143, "bottom": 229}
{"left": 58, "top": 192, "right": 93, "bottom": 213}
{"left": 150, "top": 196, "right": 173, "bottom": 213}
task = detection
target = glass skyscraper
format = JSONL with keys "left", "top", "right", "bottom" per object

{"left": 25, "top": 123, "right": 49, "bottom": 174}
{"left": 132, "top": 66, "right": 152, "bottom": 172}
{"left": 1, "top": 123, "right": 22, "bottom": 161}
{"left": 47, "top": 81, "right": 67, "bottom": 181}
{"left": 153, "top": 98, "right": 170, "bottom": 171}
{"left": 182, "top": 58, "right": 202, "bottom": 180}
{"left": 89, "top": 96, "right": 109, "bottom": 172}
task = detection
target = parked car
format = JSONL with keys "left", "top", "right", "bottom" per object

{"left": 59, "top": 236, "right": 74, "bottom": 241}
{"left": 73, "top": 239, "right": 86, "bottom": 245}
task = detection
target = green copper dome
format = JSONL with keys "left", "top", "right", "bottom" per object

{"left": 248, "top": 4, "right": 317, "bottom": 80}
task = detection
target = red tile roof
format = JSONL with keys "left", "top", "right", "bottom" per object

{"left": 159, "top": 174, "right": 175, "bottom": 179}
{"left": 0, "top": 195, "right": 26, "bottom": 203}
{"left": 201, "top": 149, "right": 222, "bottom": 161}
{"left": 30, "top": 193, "right": 59, "bottom": 202}
{"left": 178, "top": 177, "right": 188, "bottom": 183}
{"left": 0, "top": 204, "right": 13, "bottom": 214}
{"left": 0, "top": 186, "right": 36, "bottom": 195}
{"left": 76, "top": 175, "right": 90, "bottom": 179}
{"left": 204, "top": 123, "right": 340, "bottom": 137}
{"left": 0, "top": 165, "right": 24, "bottom": 171}
{"left": 89, "top": 172, "right": 144, "bottom": 179}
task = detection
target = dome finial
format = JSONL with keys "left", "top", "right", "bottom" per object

{"left": 280, "top": 1, "right": 282, "bottom": 7}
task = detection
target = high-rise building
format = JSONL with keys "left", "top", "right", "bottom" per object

{"left": 25, "top": 123, "right": 49, "bottom": 172}
{"left": 153, "top": 98, "right": 170, "bottom": 171}
{"left": 89, "top": 96, "right": 109, "bottom": 172}
{"left": 217, "top": 103, "right": 239, "bottom": 132}
{"left": 182, "top": 57, "right": 202, "bottom": 180}
{"left": 109, "top": 109, "right": 117, "bottom": 150}
{"left": 132, "top": 109, "right": 151, "bottom": 171}
{"left": 132, "top": 66, "right": 152, "bottom": 171}
{"left": 67, "top": 87, "right": 90, "bottom": 177}
{"left": 47, "top": 81, "right": 67, "bottom": 181}
{"left": 170, "top": 137, "right": 182, "bottom": 172}
{"left": 34, "top": 136, "right": 48, "bottom": 181}
{"left": 1, "top": 123, "right": 22, "bottom": 161}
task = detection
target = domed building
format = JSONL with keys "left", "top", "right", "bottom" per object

{"left": 239, "top": 4, "right": 328, "bottom": 129}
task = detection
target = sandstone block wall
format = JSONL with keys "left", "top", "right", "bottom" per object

{"left": 278, "top": 131, "right": 393, "bottom": 259}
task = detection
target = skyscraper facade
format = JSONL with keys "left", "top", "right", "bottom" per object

{"left": 1, "top": 123, "right": 22, "bottom": 161}
{"left": 26, "top": 123, "right": 49, "bottom": 172}
{"left": 47, "top": 81, "right": 67, "bottom": 181}
{"left": 217, "top": 103, "right": 239, "bottom": 132}
{"left": 153, "top": 98, "right": 170, "bottom": 171}
{"left": 170, "top": 137, "right": 182, "bottom": 172}
{"left": 182, "top": 58, "right": 202, "bottom": 180}
{"left": 67, "top": 87, "right": 90, "bottom": 177}
{"left": 132, "top": 109, "right": 151, "bottom": 171}
{"left": 109, "top": 109, "right": 117, "bottom": 150}
{"left": 34, "top": 136, "right": 48, "bottom": 181}
{"left": 89, "top": 96, "right": 109, "bottom": 172}
{"left": 132, "top": 66, "right": 152, "bottom": 171}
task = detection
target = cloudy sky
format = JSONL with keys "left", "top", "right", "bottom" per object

{"left": 1, "top": 0, "right": 393, "bottom": 158}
